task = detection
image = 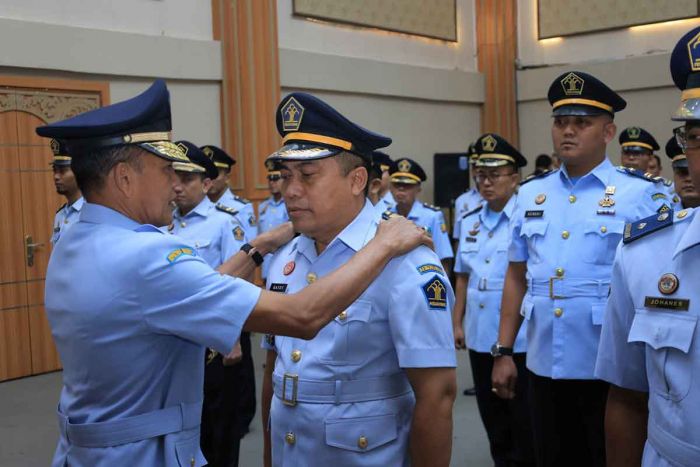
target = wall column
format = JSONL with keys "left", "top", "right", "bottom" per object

{"left": 212, "top": 0, "right": 281, "bottom": 202}
{"left": 475, "top": 0, "right": 519, "bottom": 145}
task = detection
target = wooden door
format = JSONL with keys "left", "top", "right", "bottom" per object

{"left": 0, "top": 78, "right": 108, "bottom": 381}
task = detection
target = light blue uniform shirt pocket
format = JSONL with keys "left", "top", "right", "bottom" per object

{"left": 322, "top": 299, "right": 373, "bottom": 366}
{"left": 325, "top": 413, "right": 398, "bottom": 453}
{"left": 628, "top": 310, "right": 697, "bottom": 402}
{"left": 520, "top": 220, "right": 548, "bottom": 264}
{"left": 582, "top": 219, "right": 626, "bottom": 265}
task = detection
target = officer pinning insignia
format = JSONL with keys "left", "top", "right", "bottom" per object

{"left": 283, "top": 261, "right": 295, "bottom": 275}
{"left": 657, "top": 273, "right": 680, "bottom": 295}
{"left": 422, "top": 274, "right": 448, "bottom": 310}
{"left": 166, "top": 247, "right": 196, "bottom": 263}
{"left": 233, "top": 226, "right": 244, "bottom": 241}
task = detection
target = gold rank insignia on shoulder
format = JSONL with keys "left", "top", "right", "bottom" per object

{"left": 281, "top": 96, "right": 304, "bottom": 131}
{"left": 658, "top": 273, "right": 680, "bottom": 295}
{"left": 422, "top": 274, "right": 448, "bottom": 310}
{"left": 560, "top": 72, "right": 584, "bottom": 96}
{"left": 535, "top": 194, "right": 546, "bottom": 205}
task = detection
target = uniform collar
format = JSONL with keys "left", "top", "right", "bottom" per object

{"left": 406, "top": 200, "right": 422, "bottom": 219}
{"left": 480, "top": 195, "right": 516, "bottom": 230}
{"left": 70, "top": 196, "right": 85, "bottom": 212}
{"left": 673, "top": 209, "right": 700, "bottom": 258}
{"left": 174, "top": 196, "right": 213, "bottom": 220}
{"left": 79, "top": 202, "right": 142, "bottom": 231}
{"left": 559, "top": 157, "right": 612, "bottom": 187}
{"left": 266, "top": 195, "right": 284, "bottom": 207}
{"left": 296, "top": 200, "right": 376, "bottom": 261}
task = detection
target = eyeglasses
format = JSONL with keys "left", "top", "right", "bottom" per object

{"left": 267, "top": 175, "right": 281, "bottom": 181}
{"left": 674, "top": 125, "right": 700, "bottom": 150}
{"left": 474, "top": 172, "right": 515, "bottom": 184}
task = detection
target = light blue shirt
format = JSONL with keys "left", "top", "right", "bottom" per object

{"left": 167, "top": 197, "right": 246, "bottom": 269}
{"left": 218, "top": 187, "right": 258, "bottom": 240}
{"left": 46, "top": 202, "right": 261, "bottom": 466}
{"left": 262, "top": 200, "right": 456, "bottom": 466}
{"left": 509, "top": 158, "right": 670, "bottom": 379}
{"left": 51, "top": 197, "right": 84, "bottom": 245}
{"left": 455, "top": 196, "right": 526, "bottom": 353}
{"left": 391, "top": 200, "right": 454, "bottom": 260}
{"left": 453, "top": 188, "right": 482, "bottom": 239}
{"left": 595, "top": 207, "right": 699, "bottom": 467}
{"left": 258, "top": 196, "right": 289, "bottom": 280}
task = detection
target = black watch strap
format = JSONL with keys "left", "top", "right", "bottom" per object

{"left": 240, "top": 243, "right": 264, "bottom": 266}
{"left": 491, "top": 343, "right": 514, "bottom": 357}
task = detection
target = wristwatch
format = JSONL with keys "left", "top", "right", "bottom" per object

{"left": 240, "top": 243, "right": 264, "bottom": 266}
{"left": 490, "top": 343, "right": 513, "bottom": 357}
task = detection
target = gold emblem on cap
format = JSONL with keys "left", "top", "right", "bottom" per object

{"left": 658, "top": 273, "right": 679, "bottom": 295}
{"left": 398, "top": 159, "right": 412, "bottom": 173}
{"left": 627, "top": 127, "right": 641, "bottom": 139}
{"left": 560, "top": 72, "right": 584, "bottom": 96}
{"left": 687, "top": 30, "right": 700, "bottom": 72}
{"left": 281, "top": 96, "right": 304, "bottom": 132}
{"left": 176, "top": 142, "right": 189, "bottom": 156}
{"left": 535, "top": 194, "right": 546, "bottom": 205}
{"left": 50, "top": 139, "right": 61, "bottom": 155}
{"left": 265, "top": 160, "right": 275, "bottom": 171}
{"left": 481, "top": 134, "right": 497, "bottom": 152}
{"left": 203, "top": 146, "right": 214, "bottom": 158}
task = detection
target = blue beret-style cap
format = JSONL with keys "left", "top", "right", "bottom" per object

{"left": 36, "top": 80, "right": 188, "bottom": 163}
{"left": 619, "top": 127, "right": 659, "bottom": 152}
{"left": 671, "top": 26, "right": 700, "bottom": 121}
{"left": 201, "top": 145, "right": 235, "bottom": 169}
{"left": 268, "top": 92, "right": 391, "bottom": 162}
{"left": 390, "top": 157, "right": 427, "bottom": 184}
{"left": 548, "top": 71, "right": 626, "bottom": 117}
{"left": 174, "top": 141, "right": 218, "bottom": 180}
{"left": 473, "top": 133, "right": 527, "bottom": 168}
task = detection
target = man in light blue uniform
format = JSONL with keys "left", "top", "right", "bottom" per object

{"left": 491, "top": 71, "right": 670, "bottom": 466}
{"left": 203, "top": 144, "right": 258, "bottom": 241}
{"left": 665, "top": 136, "right": 700, "bottom": 209}
{"left": 50, "top": 139, "right": 84, "bottom": 245}
{"left": 371, "top": 150, "right": 395, "bottom": 213}
{"left": 389, "top": 157, "right": 454, "bottom": 271}
{"left": 595, "top": 27, "right": 700, "bottom": 467}
{"left": 167, "top": 140, "right": 251, "bottom": 466}
{"left": 260, "top": 92, "right": 457, "bottom": 467}
{"left": 259, "top": 160, "right": 289, "bottom": 282}
{"left": 452, "top": 143, "right": 482, "bottom": 240}
{"left": 36, "top": 80, "right": 429, "bottom": 467}
{"left": 453, "top": 134, "right": 533, "bottom": 466}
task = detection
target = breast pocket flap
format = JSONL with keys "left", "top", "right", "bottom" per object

{"left": 520, "top": 220, "right": 548, "bottom": 238}
{"left": 325, "top": 413, "right": 397, "bottom": 452}
{"left": 584, "top": 219, "right": 625, "bottom": 237}
{"left": 628, "top": 310, "right": 697, "bottom": 352}
{"left": 335, "top": 299, "right": 372, "bottom": 325}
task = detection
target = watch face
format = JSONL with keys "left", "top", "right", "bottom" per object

{"left": 490, "top": 343, "right": 499, "bottom": 357}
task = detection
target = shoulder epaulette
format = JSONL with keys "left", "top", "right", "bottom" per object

{"left": 422, "top": 202, "right": 441, "bottom": 212}
{"left": 215, "top": 203, "right": 239, "bottom": 216}
{"left": 617, "top": 166, "right": 662, "bottom": 183}
{"left": 381, "top": 210, "right": 401, "bottom": 221}
{"left": 56, "top": 203, "right": 67, "bottom": 214}
{"left": 233, "top": 194, "right": 251, "bottom": 204}
{"left": 461, "top": 204, "right": 484, "bottom": 219}
{"left": 520, "top": 169, "right": 557, "bottom": 186}
{"left": 623, "top": 209, "right": 692, "bottom": 244}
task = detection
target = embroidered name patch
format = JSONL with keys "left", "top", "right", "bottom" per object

{"left": 525, "top": 210, "right": 544, "bottom": 218}
{"left": 422, "top": 274, "right": 448, "bottom": 310}
{"left": 465, "top": 237, "right": 477, "bottom": 243}
{"left": 167, "top": 247, "right": 196, "bottom": 263}
{"left": 417, "top": 263, "right": 445, "bottom": 276}
{"left": 644, "top": 296, "right": 690, "bottom": 311}
{"left": 270, "top": 283, "right": 288, "bottom": 293}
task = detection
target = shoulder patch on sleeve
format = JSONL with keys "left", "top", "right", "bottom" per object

{"left": 422, "top": 202, "right": 441, "bottom": 212}
{"left": 461, "top": 204, "right": 484, "bottom": 220}
{"left": 623, "top": 211, "right": 675, "bottom": 244}
{"left": 233, "top": 226, "right": 245, "bottom": 241}
{"left": 651, "top": 192, "right": 668, "bottom": 201}
{"left": 417, "top": 263, "right": 445, "bottom": 276}
{"left": 166, "top": 246, "right": 197, "bottom": 263}
{"left": 519, "top": 169, "right": 557, "bottom": 186}
{"left": 216, "top": 203, "right": 239, "bottom": 216}
{"left": 248, "top": 214, "right": 257, "bottom": 227}
{"left": 422, "top": 274, "right": 448, "bottom": 310}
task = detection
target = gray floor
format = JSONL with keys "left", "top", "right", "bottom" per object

{"left": 0, "top": 341, "right": 491, "bottom": 466}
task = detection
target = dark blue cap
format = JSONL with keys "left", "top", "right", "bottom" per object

{"left": 390, "top": 158, "right": 426, "bottom": 184}
{"left": 473, "top": 133, "right": 527, "bottom": 168}
{"left": 619, "top": 127, "right": 659, "bottom": 153}
{"left": 670, "top": 26, "right": 700, "bottom": 121}
{"left": 548, "top": 71, "right": 626, "bottom": 117}
{"left": 36, "top": 80, "right": 188, "bottom": 163}
{"left": 201, "top": 145, "right": 235, "bottom": 169}
{"left": 174, "top": 141, "right": 218, "bottom": 179}
{"left": 665, "top": 136, "right": 687, "bottom": 168}
{"left": 49, "top": 139, "right": 71, "bottom": 167}
{"left": 372, "top": 150, "right": 393, "bottom": 172}
{"left": 268, "top": 92, "right": 391, "bottom": 162}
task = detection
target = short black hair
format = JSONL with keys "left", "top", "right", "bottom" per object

{"left": 70, "top": 145, "right": 143, "bottom": 197}
{"left": 535, "top": 154, "right": 552, "bottom": 168}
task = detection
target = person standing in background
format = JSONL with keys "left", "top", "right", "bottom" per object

{"left": 50, "top": 139, "right": 84, "bottom": 245}
{"left": 259, "top": 160, "right": 289, "bottom": 283}
{"left": 453, "top": 143, "right": 482, "bottom": 242}
{"left": 665, "top": 136, "right": 700, "bottom": 208}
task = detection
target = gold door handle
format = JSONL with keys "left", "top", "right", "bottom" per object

{"left": 25, "top": 236, "right": 45, "bottom": 267}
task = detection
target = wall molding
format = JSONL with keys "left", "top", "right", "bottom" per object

{"left": 0, "top": 18, "right": 222, "bottom": 81}
{"left": 279, "top": 48, "right": 484, "bottom": 104}
{"left": 517, "top": 52, "right": 674, "bottom": 102}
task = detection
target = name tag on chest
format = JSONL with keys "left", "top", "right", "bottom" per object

{"left": 644, "top": 296, "right": 690, "bottom": 311}
{"left": 525, "top": 210, "right": 544, "bottom": 218}
{"left": 270, "top": 283, "right": 288, "bottom": 293}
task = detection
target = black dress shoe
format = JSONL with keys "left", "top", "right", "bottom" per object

{"left": 463, "top": 386, "right": 477, "bottom": 396}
